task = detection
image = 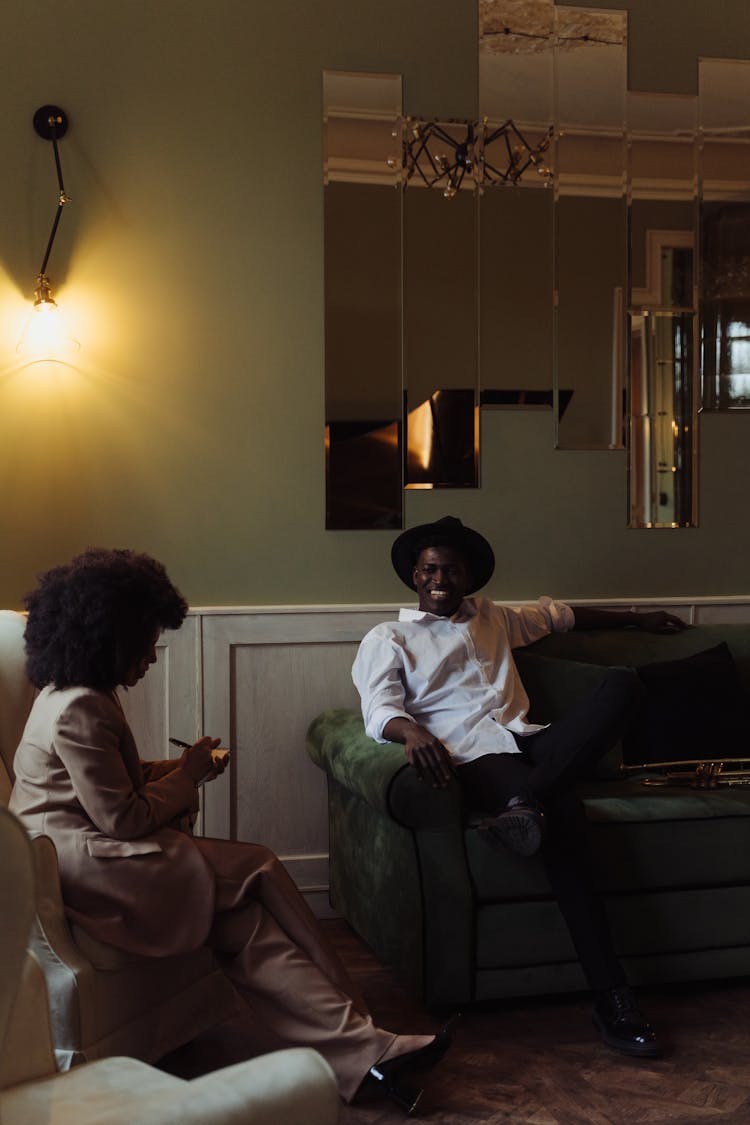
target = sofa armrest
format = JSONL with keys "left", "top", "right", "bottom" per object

{"left": 308, "top": 707, "right": 473, "bottom": 1006}
{"left": 306, "top": 708, "right": 463, "bottom": 829}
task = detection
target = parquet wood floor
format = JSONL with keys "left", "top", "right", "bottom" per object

{"left": 160, "top": 919, "right": 750, "bottom": 1123}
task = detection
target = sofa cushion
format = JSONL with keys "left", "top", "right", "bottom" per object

{"left": 475, "top": 886, "right": 750, "bottom": 969}
{"left": 624, "top": 642, "right": 749, "bottom": 766}
{"left": 513, "top": 650, "right": 630, "bottom": 778}
{"left": 526, "top": 623, "right": 750, "bottom": 697}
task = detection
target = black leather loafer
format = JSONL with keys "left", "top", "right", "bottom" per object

{"left": 478, "top": 799, "right": 545, "bottom": 857}
{"left": 593, "top": 986, "right": 661, "bottom": 1057}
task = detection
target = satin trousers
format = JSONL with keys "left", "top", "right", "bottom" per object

{"left": 194, "top": 838, "right": 397, "bottom": 1101}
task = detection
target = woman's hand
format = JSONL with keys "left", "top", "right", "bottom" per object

{"left": 179, "top": 736, "right": 224, "bottom": 785}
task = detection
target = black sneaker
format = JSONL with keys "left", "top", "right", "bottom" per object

{"left": 477, "top": 798, "right": 545, "bottom": 857}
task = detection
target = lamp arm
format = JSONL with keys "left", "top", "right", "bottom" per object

{"left": 39, "top": 201, "right": 65, "bottom": 279}
{"left": 35, "top": 110, "right": 71, "bottom": 281}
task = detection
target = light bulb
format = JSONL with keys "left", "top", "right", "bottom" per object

{"left": 16, "top": 276, "right": 79, "bottom": 359}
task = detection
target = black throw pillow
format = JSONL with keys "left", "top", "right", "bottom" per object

{"left": 625, "top": 642, "right": 749, "bottom": 766}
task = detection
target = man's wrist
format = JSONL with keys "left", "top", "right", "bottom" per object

{"left": 382, "top": 715, "right": 416, "bottom": 743}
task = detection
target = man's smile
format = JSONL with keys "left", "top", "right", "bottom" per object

{"left": 413, "top": 546, "right": 469, "bottom": 616}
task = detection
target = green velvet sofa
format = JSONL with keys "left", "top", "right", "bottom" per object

{"left": 306, "top": 622, "right": 750, "bottom": 1007}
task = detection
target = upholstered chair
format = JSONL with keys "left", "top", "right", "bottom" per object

{"left": 0, "top": 609, "right": 239, "bottom": 1067}
{"left": 0, "top": 804, "right": 340, "bottom": 1125}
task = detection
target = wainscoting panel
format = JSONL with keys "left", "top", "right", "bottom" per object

{"left": 199, "top": 609, "right": 399, "bottom": 915}
{"left": 117, "top": 598, "right": 750, "bottom": 915}
{"left": 117, "top": 615, "right": 200, "bottom": 764}
{"left": 693, "top": 601, "right": 750, "bottom": 625}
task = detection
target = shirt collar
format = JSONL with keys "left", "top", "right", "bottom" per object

{"left": 399, "top": 597, "right": 477, "bottom": 624}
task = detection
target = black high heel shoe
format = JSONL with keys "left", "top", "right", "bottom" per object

{"left": 363, "top": 1014, "right": 459, "bottom": 1115}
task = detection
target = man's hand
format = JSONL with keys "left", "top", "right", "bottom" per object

{"left": 383, "top": 718, "right": 454, "bottom": 788}
{"left": 572, "top": 605, "right": 688, "bottom": 634}
{"left": 631, "top": 610, "right": 687, "bottom": 634}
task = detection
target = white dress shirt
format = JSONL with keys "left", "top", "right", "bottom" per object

{"left": 351, "top": 595, "right": 575, "bottom": 765}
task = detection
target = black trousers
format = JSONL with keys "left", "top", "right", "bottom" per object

{"left": 455, "top": 668, "right": 638, "bottom": 992}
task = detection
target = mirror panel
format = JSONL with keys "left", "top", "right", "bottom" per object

{"left": 479, "top": 189, "right": 554, "bottom": 407}
{"left": 479, "top": 0, "right": 555, "bottom": 412}
{"left": 627, "top": 91, "right": 698, "bottom": 527}
{"left": 699, "top": 59, "right": 750, "bottom": 411}
{"left": 628, "top": 312, "right": 696, "bottom": 527}
{"left": 555, "top": 189, "right": 626, "bottom": 447}
{"left": 553, "top": 6, "right": 627, "bottom": 449}
{"left": 479, "top": 0, "right": 554, "bottom": 123}
{"left": 323, "top": 72, "right": 403, "bottom": 528}
{"left": 404, "top": 184, "right": 479, "bottom": 487}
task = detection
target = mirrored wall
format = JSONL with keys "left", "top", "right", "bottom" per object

{"left": 323, "top": 7, "right": 750, "bottom": 530}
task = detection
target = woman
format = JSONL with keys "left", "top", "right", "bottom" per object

{"left": 9, "top": 548, "right": 450, "bottom": 1111}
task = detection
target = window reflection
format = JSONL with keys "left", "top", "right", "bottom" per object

{"left": 703, "top": 307, "right": 750, "bottom": 409}
{"left": 701, "top": 201, "right": 750, "bottom": 410}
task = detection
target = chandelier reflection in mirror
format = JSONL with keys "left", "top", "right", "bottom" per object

{"left": 395, "top": 117, "right": 553, "bottom": 198}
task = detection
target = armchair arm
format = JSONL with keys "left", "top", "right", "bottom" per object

{"left": 29, "top": 834, "right": 89, "bottom": 1065}
{"left": 306, "top": 708, "right": 463, "bottom": 829}
{"left": 185, "top": 1049, "right": 339, "bottom": 1125}
{"left": 31, "top": 835, "right": 90, "bottom": 974}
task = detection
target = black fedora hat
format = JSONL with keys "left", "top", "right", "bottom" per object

{"left": 391, "top": 516, "right": 495, "bottom": 593}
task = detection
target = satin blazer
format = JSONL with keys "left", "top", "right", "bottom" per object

{"left": 9, "top": 685, "right": 215, "bottom": 956}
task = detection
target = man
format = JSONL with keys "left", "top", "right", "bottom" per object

{"left": 352, "top": 516, "right": 686, "bottom": 1058}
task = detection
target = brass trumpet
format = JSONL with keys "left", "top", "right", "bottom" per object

{"left": 620, "top": 759, "right": 750, "bottom": 788}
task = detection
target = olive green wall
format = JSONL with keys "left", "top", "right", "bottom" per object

{"left": 1, "top": 0, "right": 749, "bottom": 608}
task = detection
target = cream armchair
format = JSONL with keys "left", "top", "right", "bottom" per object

{"left": 0, "top": 804, "right": 340, "bottom": 1125}
{"left": 0, "top": 610, "right": 239, "bottom": 1067}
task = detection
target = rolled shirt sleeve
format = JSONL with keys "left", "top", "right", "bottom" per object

{"left": 352, "top": 626, "right": 416, "bottom": 742}
{"left": 542, "top": 596, "right": 576, "bottom": 633}
{"left": 498, "top": 596, "right": 575, "bottom": 648}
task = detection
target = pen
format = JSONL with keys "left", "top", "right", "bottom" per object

{"left": 169, "top": 737, "right": 191, "bottom": 749}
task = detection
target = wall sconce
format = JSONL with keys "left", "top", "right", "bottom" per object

{"left": 17, "top": 104, "right": 79, "bottom": 358}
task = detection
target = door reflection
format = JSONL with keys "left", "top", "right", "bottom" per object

{"left": 629, "top": 312, "right": 695, "bottom": 528}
